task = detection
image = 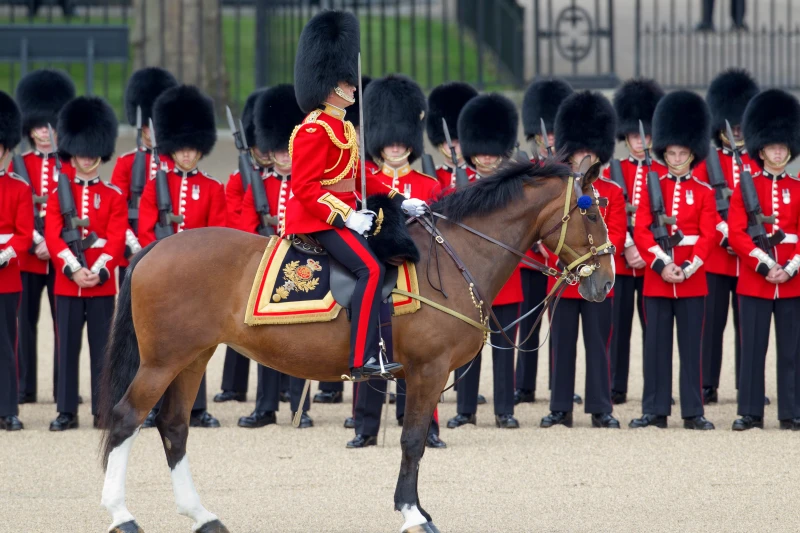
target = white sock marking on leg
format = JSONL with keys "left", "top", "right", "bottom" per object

{"left": 101, "top": 428, "right": 139, "bottom": 529}
{"left": 171, "top": 455, "right": 219, "bottom": 531}
{"left": 400, "top": 504, "right": 427, "bottom": 531}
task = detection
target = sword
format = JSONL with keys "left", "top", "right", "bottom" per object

{"left": 357, "top": 52, "right": 367, "bottom": 212}
{"left": 292, "top": 380, "right": 312, "bottom": 428}
{"left": 540, "top": 118, "right": 553, "bottom": 156}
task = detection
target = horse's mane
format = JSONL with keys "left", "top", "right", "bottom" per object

{"left": 431, "top": 158, "right": 572, "bottom": 222}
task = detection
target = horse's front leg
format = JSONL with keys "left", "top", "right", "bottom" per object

{"left": 394, "top": 358, "right": 449, "bottom": 533}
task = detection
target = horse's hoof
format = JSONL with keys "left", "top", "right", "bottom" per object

{"left": 111, "top": 521, "right": 143, "bottom": 533}
{"left": 196, "top": 519, "right": 229, "bottom": 533}
{"left": 402, "top": 523, "right": 439, "bottom": 533}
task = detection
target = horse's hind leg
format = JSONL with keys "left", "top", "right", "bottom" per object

{"left": 102, "top": 365, "right": 175, "bottom": 532}
{"left": 395, "top": 361, "right": 449, "bottom": 533}
{"left": 156, "top": 350, "right": 230, "bottom": 533}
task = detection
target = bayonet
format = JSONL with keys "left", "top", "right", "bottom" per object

{"left": 442, "top": 118, "right": 469, "bottom": 187}
{"left": 540, "top": 118, "right": 553, "bottom": 156}
{"left": 227, "top": 106, "right": 254, "bottom": 191}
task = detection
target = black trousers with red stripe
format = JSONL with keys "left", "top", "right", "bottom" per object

{"left": 609, "top": 274, "right": 645, "bottom": 394}
{"left": 254, "top": 367, "right": 309, "bottom": 414}
{"left": 549, "top": 298, "right": 613, "bottom": 414}
{"left": 642, "top": 296, "right": 705, "bottom": 418}
{"left": 17, "top": 269, "right": 57, "bottom": 400}
{"left": 55, "top": 295, "right": 114, "bottom": 416}
{"left": 314, "top": 228, "right": 384, "bottom": 369}
{"left": 220, "top": 346, "right": 250, "bottom": 395}
{"left": 702, "top": 273, "right": 740, "bottom": 390}
{"left": 0, "top": 292, "right": 20, "bottom": 417}
{"left": 455, "top": 303, "right": 519, "bottom": 416}
{"left": 515, "top": 269, "right": 548, "bottom": 393}
{"left": 737, "top": 296, "right": 800, "bottom": 420}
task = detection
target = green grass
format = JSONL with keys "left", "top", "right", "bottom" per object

{"left": 0, "top": 13, "right": 514, "bottom": 121}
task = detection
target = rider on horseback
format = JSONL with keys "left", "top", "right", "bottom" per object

{"left": 288, "top": 11, "right": 426, "bottom": 381}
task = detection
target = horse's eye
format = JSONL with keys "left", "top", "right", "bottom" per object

{"left": 587, "top": 213, "right": 599, "bottom": 223}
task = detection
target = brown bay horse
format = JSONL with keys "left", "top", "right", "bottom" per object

{"left": 97, "top": 159, "right": 615, "bottom": 533}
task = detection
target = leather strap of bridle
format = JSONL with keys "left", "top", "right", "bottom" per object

{"left": 553, "top": 174, "right": 576, "bottom": 257}
{"left": 391, "top": 288, "right": 491, "bottom": 332}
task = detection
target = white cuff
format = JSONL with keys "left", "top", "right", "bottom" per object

{"left": 682, "top": 256, "right": 704, "bottom": 278}
{"left": 715, "top": 221, "right": 729, "bottom": 239}
{"left": 33, "top": 230, "right": 45, "bottom": 245}
{"left": 0, "top": 247, "right": 16, "bottom": 265}
{"left": 57, "top": 249, "right": 81, "bottom": 273}
{"left": 90, "top": 253, "right": 113, "bottom": 275}
{"left": 624, "top": 232, "right": 635, "bottom": 249}
{"left": 125, "top": 229, "right": 142, "bottom": 255}
{"left": 648, "top": 245, "right": 673, "bottom": 267}
{"left": 785, "top": 255, "right": 800, "bottom": 277}
{"left": 749, "top": 248, "right": 776, "bottom": 271}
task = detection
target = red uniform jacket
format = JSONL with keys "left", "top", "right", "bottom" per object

{"left": 138, "top": 167, "right": 228, "bottom": 246}
{"left": 602, "top": 156, "right": 668, "bottom": 278}
{"left": 0, "top": 171, "right": 34, "bottom": 293}
{"left": 545, "top": 177, "right": 627, "bottom": 299}
{"left": 225, "top": 166, "right": 271, "bottom": 231}
{"left": 727, "top": 170, "right": 800, "bottom": 299}
{"left": 373, "top": 163, "right": 441, "bottom": 202}
{"left": 435, "top": 162, "right": 476, "bottom": 190}
{"left": 109, "top": 147, "right": 173, "bottom": 267}
{"left": 8, "top": 150, "right": 75, "bottom": 275}
{"left": 240, "top": 170, "right": 292, "bottom": 236}
{"left": 44, "top": 176, "right": 127, "bottom": 297}
{"left": 633, "top": 172, "right": 716, "bottom": 299}
{"left": 285, "top": 105, "right": 400, "bottom": 236}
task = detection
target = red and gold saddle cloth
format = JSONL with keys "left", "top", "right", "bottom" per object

{"left": 245, "top": 236, "right": 420, "bottom": 325}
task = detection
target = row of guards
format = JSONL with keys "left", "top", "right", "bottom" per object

{"left": 1, "top": 19, "right": 798, "bottom": 441}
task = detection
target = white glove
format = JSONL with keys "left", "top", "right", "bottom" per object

{"left": 345, "top": 211, "right": 374, "bottom": 236}
{"left": 401, "top": 198, "right": 427, "bottom": 216}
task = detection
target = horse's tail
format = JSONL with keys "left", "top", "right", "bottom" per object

{"left": 99, "top": 241, "right": 158, "bottom": 468}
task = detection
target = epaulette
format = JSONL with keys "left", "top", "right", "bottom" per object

{"left": 691, "top": 177, "right": 713, "bottom": 190}
{"left": 598, "top": 176, "right": 622, "bottom": 189}
{"left": 787, "top": 174, "right": 800, "bottom": 182}
{"left": 119, "top": 148, "right": 138, "bottom": 158}
{"left": 199, "top": 170, "right": 222, "bottom": 185}
{"left": 7, "top": 172, "right": 30, "bottom": 186}
{"left": 229, "top": 168, "right": 241, "bottom": 178}
{"left": 417, "top": 170, "right": 439, "bottom": 182}
{"left": 103, "top": 182, "right": 123, "bottom": 195}
{"left": 21, "top": 150, "right": 32, "bottom": 157}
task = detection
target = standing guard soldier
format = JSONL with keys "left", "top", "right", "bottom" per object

{"left": 138, "top": 84, "right": 226, "bottom": 428}
{"left": 10, "top": 69, "right": 75, "bottom": 405}
{"left": 237, "top": 84, "right": 313, "bottom": 428}
{"left": 214, "top": 88, "right": 269, "bottom": 406}
{"left": 540, "top": 91, "right": 626, "bottom": 429}
{"left": 696, "top": 69, "right": 759, "bottom": 405}
{"left": 447, "top": 93, "right": 523, "bottom": 430}
{"left": 425, "top": 81, "right": 478, "bottom": 190}
{"left": 516, "top": 77, "right": 573, "bottom": 405}
{"left": 606, "top": 78, "right": 666, "bottom": 405}
{"left": 0, "top": 90, "right": 34, "bottom": 431}
{"left": 45, "top": 96, "right": 127, "bottom": 431}
{"left": 630, "top": 91, "right": 717, "bottom": 430}
{"left": 111, "top": 67, "right": 178, "bottom": 281}
{"left": 730, "top": 89, "right": 800, "bottom": 430}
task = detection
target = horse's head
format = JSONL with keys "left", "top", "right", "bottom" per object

{"left": 539, "top": 159, "right": 615, "bottom": 302}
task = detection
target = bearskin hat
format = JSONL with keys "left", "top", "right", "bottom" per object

{"left": 242, "top": 88, "right": 266, "bottom": 148}
{"left": 522, "top": 78, "right": 573, "bottom": 139}
{"left": 458, "top": 93, "right": 519, "bottom": 163}
{"left": 364, "top": 74, "right": 427, "bottom": 164}
{"left": 426, "top": 82, "right": 478, "bottom": 146}
{"left": 15, "top": 69, "right": 75, "bottom": 139}
{"left": 613, "top": 78, "right": 664, "bottom": 141}
{"left": 56, "top": 96, "right": 118, "bottom": 162}
{"left": 0, "top": 91, "right": 22, "bottom": 152}
{"left": 123, "top": 67, "right": 178, "bottom": 127}
{"left": 152, "top": 85, "right": 216, "bottom": 156}
{"left": 651, "top": 90, "right": 711, "bottom": 169}
{"left": 344, "top": 76, "right": 372, "bottom": 128}
{"left": 707, "top": 68, "right": 759, "bottom": 147}
{"left": 743, "top": 89, "right": 800, "bottom": 170}
{"left": 254, "top": 84, "right": 305, "bottom": 154}
{"left": 554, "top": 91, "right": 616, "bottom": 165}
{"left": 294, "top": 11, "right": 359, "bottom": 113}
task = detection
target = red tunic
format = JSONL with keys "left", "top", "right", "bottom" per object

{"left": 727, "top": 170, "right": 800, "bottom": 299}
{"left": 44, "top": 176, "right": 127, "bottom": 297}
{"left": 435, "top": 163, "right": 476, "bottom": 190}
{"left": 285, "top": 105, "right": 400, "bottom": 236}
{"left": 693, "top": 148, "right": 756, "bottom": 278}
{"left": 372, "top": 163, "right": 441, "bottom": 202}
{"left": 602, "top": 156, "right": 669, "bottom": 278}
{"left": 138, "top": 167, "right": 228, "bottom": 247}
{"left": 8, "top": 150, "right": 75, "bottom": 275}
{"left": 545, "top": 177, "right": 627, "bottom": 299}
{"left": 0, "top": 171, "right": 34, "bottom": 293}
{"left": 633, "top": 172, "right": 717, "bottom": 299}
{"left": 239, "top": 170, "right": 292, "bottom": 236}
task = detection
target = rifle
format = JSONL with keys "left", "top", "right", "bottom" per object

{"left": 250, "top": 169, "right": 277, "bottom": 237}
{"left": 609, "top": 159, "right": 636, "bottom": 238}
{"left": 149, "top": 118, "right": 184, "bottom": 240}
{"left": 442, "top": 118, "right": 469, "bottom": 187}
{"left": 421, "top": 153, "right": 437, "bottom": 178}
{"left": 128, "top": 105, "right": 147, "bottom": 234}
{"left": 704, "top": 147, "right": 732, "bottom": 222}
{"left": 11, "top": 150, "right": 46, "bottom": 253}
{"left": 725, "top": 120, "right": 784, "bottom": 257}
{"left": 48, "top": 124, "right": 97, "bottom": 269}
{"left": 640, "top": 120, "right": 683, "bottom": 257}
{"left": 226, "top": 105, "right": 257, "bottom": 192}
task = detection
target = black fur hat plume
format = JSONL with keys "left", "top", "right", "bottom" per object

{"left": 56, "top": 96, "right": 118, "bottom": 162}
{"left": 124, "top": 67, "right": 178, "bottom": 127}
{"left": 555, "top": 91, "right": 617, "bottom": 165}
{"left": 364, "top": 74, "right": 427, "bottom": 164}
{"left": 651, "top": 90, "right": 711, "bottom": 169}
{"left": 255, "top": 84, "right": 306, "bottom": 154}
{"left": 152, "top": 85, "right": 217, "bottom": 156}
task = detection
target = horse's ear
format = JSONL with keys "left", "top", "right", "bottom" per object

{"left": 581, "top": 161, "right": 602, "bottom": 188}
